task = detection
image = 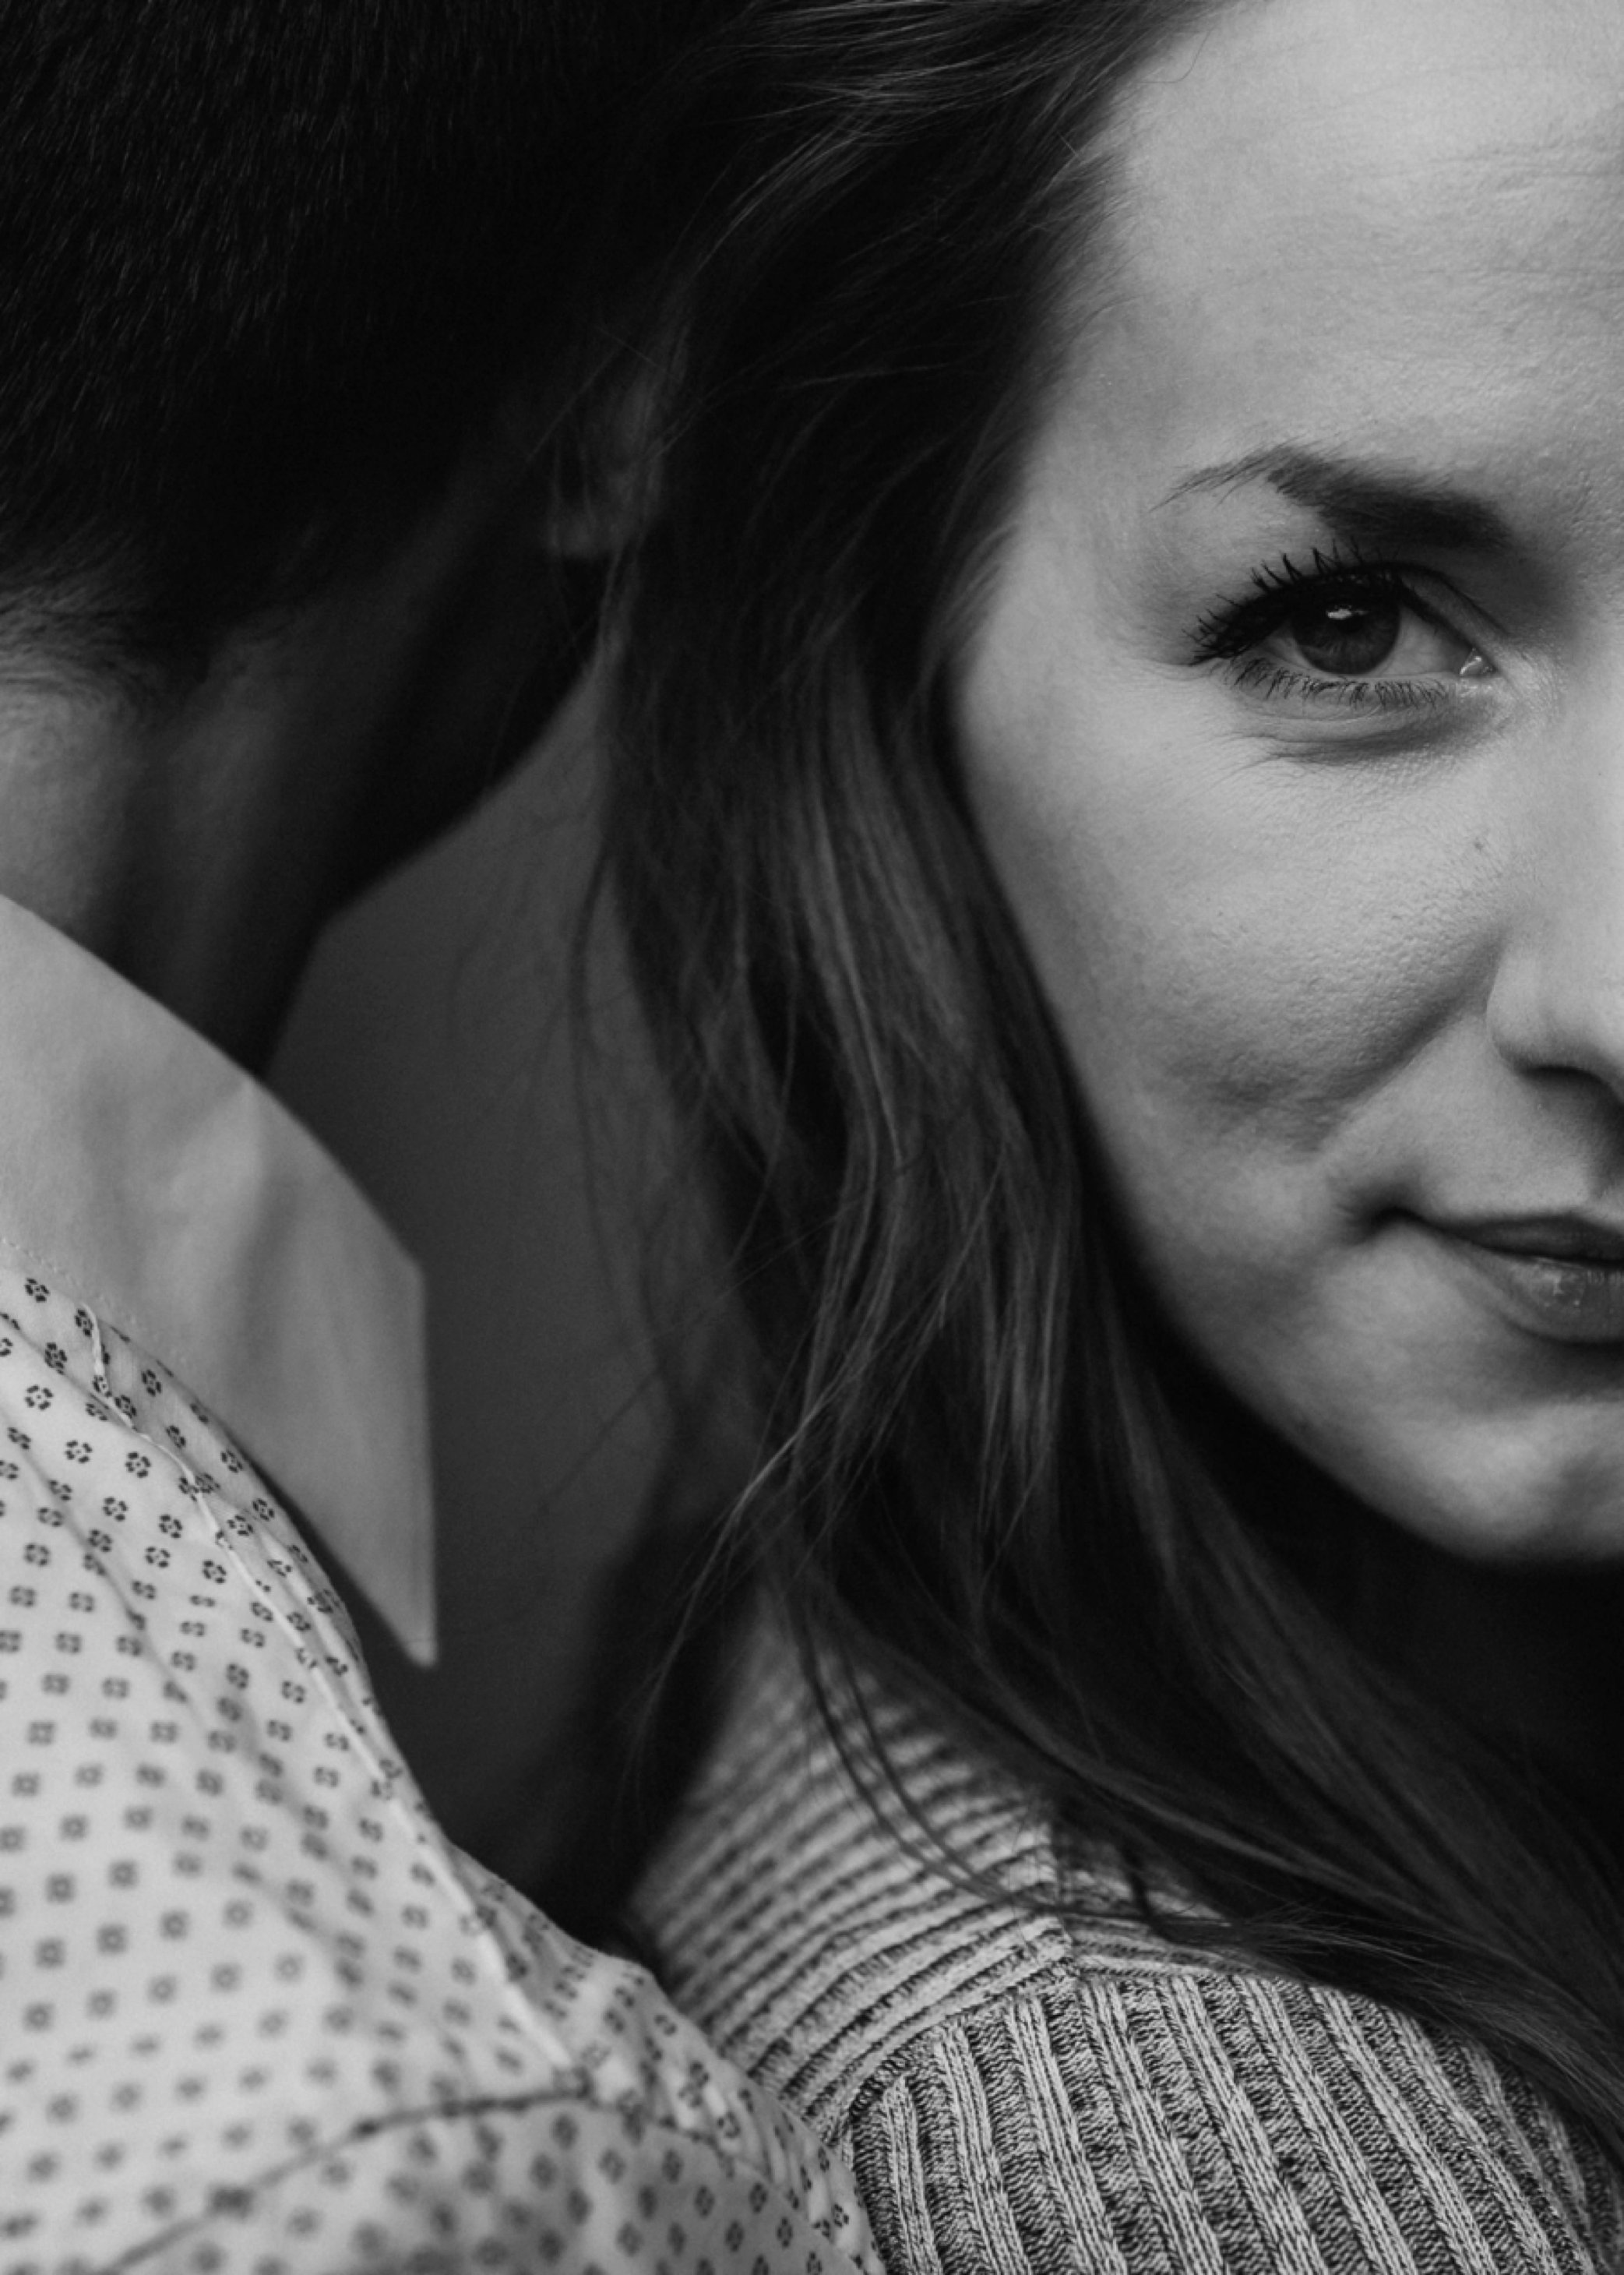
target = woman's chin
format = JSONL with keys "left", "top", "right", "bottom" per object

{"left": 1210, "top": 1217, "right": 1624, "bottom": 1567}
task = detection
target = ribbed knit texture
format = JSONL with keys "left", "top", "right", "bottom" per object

{"left": 632, "top": 1624, "right": 1624, "bottom": 2273}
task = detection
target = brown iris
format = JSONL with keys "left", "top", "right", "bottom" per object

{"left": 1285, "top": 593, "right": 1403, "bottom": 676}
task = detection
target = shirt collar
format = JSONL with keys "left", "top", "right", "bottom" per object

{"left": 0, "top": 894, "right": 435, "bottom": 1663}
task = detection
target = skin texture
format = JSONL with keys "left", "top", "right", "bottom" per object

{"left": 958, "top": 0, "right": 1624, "bottom": 1567}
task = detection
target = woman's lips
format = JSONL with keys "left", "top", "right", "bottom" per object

{"left": 1424, "top": 1215, "right": 1624, "bottom": 1345}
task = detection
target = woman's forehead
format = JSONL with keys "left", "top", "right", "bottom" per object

{"left": 1069, "top": 0, "right": 1624, "bottom": 546}
{"left": 1119, "top": 0, "right": 1624, "bottom": 201}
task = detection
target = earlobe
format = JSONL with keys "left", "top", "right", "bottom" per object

{"left": 326, "top": 514, "right": 608, "bottom": 915}
{"left": 511, "top": 347, "right": 668, "bottom": 563}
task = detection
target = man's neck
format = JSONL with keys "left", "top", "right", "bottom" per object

{"left": 0, "top": 448, "right": 576, "bottom": 1071}
{"left": 0, "top": 654, "right": 372, "bottom": 1070}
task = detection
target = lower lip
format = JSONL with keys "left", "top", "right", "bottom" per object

{"left": 1429, "top": 1229, "right": 1624, "bottom": 1346}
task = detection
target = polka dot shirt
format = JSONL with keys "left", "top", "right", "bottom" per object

{"left": 0, "top": 1267, "right": 878, "bottom": 2275}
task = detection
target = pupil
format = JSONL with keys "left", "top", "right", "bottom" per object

{"left": 1290, "top": 594, "right": 1401, "bottom": 676}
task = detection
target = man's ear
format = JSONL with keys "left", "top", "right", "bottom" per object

{"left": 322, "top": 345, "right": 667, "bottom": 915}
{"left": 520, "top": 343, "right": 667, "bottom": 563}
{"left": 326, "top": 500, "right": 608, "bottom": 914}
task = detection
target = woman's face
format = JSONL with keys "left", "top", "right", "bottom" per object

{"left": 958, "top": 0, "right": 1624, "bottom": 1557}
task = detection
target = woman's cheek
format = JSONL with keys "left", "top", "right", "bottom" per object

{"left": 960, "top": 559, "right": 1500, "bottom": 1296}
{"left": 989, "top": 792, "right": 1497, "bottom": 1413}
{"left": 1006, "top": 780, "right": 1444, "bottom": 1147}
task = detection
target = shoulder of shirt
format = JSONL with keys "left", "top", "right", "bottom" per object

{"left": 0, "top": 1272, "right": 877, "bottom": 2271}
{"left": 634, "top": 1620, "right": 1624, "bottom": 2274}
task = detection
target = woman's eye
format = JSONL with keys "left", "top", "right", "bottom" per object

{"left": 1192, "top": 563, "right": 1496, "bottom": 716}
{"left": 1259, "top": 585, "right": 1478, "bottom": 681}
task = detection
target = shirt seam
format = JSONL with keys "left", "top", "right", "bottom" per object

{"left": 100, "top": 2084, "right": 803, "bottom": 2270}
{"left": 0, "top": 1235, "right": 208, "bottom": 1409}
{"left": 86, "top": 1344, "right": 638, "bottom": 2125}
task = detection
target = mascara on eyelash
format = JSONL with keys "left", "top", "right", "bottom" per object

{"left": 1189, "top": 545, "right": 1413, "bottom": 661}
{"left": 1222, "top": 657, "right": 1457, "bottom": 714}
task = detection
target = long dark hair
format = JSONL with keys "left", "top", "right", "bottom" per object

{"left": 599, "top": 0, "right": 1624, "bottom": 2163}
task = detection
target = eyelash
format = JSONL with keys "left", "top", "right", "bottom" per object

{"left": 1190, "top": 547, "right": 1472, "bottom": 713}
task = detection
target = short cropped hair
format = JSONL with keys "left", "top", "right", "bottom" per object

{"left": 0, "top": 1, "right": 661, "bottom": 668}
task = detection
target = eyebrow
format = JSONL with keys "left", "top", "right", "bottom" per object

{"left": 1161, "top": 445, "right": 1517, "bottom": 555}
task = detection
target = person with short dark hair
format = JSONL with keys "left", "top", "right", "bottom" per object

{"left": 0, "top": 9, "right": 875, "bottom": 2266}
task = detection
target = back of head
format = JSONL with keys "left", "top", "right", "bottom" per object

{"left": 0, "top": 0, "right": 675, "bottom": 675}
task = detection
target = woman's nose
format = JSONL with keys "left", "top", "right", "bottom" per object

{"left": 1486, "top": 733, "right": 1624, "bottom": 1104}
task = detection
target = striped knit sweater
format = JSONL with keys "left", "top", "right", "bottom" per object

{"left": 632, "top": 1623, "right": 1624, "bottom": 2273}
